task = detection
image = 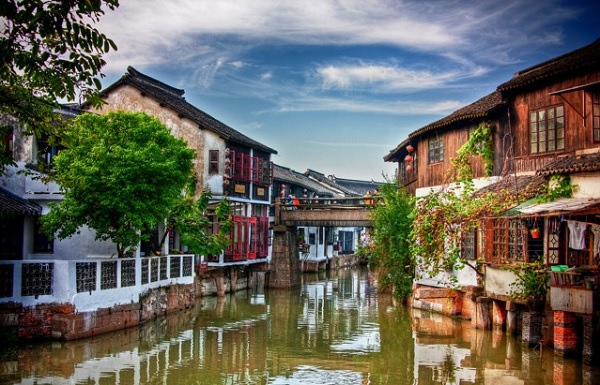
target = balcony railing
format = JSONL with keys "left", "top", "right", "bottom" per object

{"left": 0, "top": 255, "right": 195, "bottom": 311}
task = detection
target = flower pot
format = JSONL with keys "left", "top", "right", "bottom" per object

{"left": 530, "top": 228, "right": 540, "bottom": 239}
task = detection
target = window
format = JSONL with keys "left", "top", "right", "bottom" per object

{"left": 529, "top": 105, "right": 564, "bottom": 154}
{"left": 209, "top": 150, "right": 219, "bottom": 174}
{"left": 461, "top": 229, "right": 477, "bottom": 260}
{"left": 593, "top": 90, "right": 600, "bottom": 143}
{"left": 488, "top": 218, "right": 525, "bottom": 264}
{"left": 428, "top": 135, "right": 443, "bottom": 164}
{"left": 33, "top": 217, "right": 53, "bottom": 253}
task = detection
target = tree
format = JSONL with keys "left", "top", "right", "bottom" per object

{"left": 0, "top": 0, "right": 119, "bottom": 168}
{"left": 359, "top": 179, "right": 415, "bottom": 301}
{"left": 41, "top": 111, "right": 196, "bottom": 257}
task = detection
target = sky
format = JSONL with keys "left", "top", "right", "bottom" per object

{"left": 94, "top": 0, "right": 600, "bottom": 181}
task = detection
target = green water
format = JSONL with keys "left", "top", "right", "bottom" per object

{"left": 0, "top": 267, "right": 597, "bottom": 384}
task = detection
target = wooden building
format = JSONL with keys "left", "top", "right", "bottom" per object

{"left": 386, "top": 37, "right": 600, "bottom": 362}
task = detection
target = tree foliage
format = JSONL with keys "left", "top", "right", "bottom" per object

{"left": 0, "top": 0, "right": 119, "bottom": 168}
{"left": 41, "top": 111, "right": 196, "bottom": 257}
{"left": 360, "top": 179, "right": 415, "bottom": 301}
{"left": 161, "top": 187, "right": 232, "bottom": 257}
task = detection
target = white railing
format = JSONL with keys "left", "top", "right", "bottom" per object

{"left": 0, "top": 255, "right": 196, "bottom": 312}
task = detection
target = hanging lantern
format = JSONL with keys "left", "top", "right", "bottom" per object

{"left": 406, "top": 164, "right": 414, "bottom": 173}
{"left": 406, "top": 144, "right": 414, "bottom": 153}
{"left": 404, "top": 154, "right": 413, "bottom": 163}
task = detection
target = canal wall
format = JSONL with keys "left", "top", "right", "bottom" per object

{"left": 300, "top": 254, "right": 361, "bottom": 273}
{"left": 0, "top": 283, "right": 195, "bottom": 341}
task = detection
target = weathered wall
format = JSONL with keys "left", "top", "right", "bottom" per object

{"left": 86, "top": 84, "right": 215, "bottom": 191}
{"left": 0, "top": 283, "right": 195, "bottom": 341}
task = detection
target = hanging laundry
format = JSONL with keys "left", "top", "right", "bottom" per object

{"left": 567, "top": 220, "right": 587, "bottom": 250}
{"left": 590, "top": 224, "right": 600, "bottom": 263}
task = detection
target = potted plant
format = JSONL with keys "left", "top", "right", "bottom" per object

{"left": 529, "top": 216, "right": 541, "bottom": 238}
{"left": 505, "top": 258, "right": 549, "bottom": 312}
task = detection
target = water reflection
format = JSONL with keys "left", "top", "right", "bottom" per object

{"left": 1, "top": 267, "right": 598, "bottom": 384}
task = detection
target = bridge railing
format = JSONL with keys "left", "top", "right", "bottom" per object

{"left": 273, "top": 196, "right": 380, "bottom": 226}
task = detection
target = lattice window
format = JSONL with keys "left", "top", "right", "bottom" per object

{"left": 0, "top": 264, "right": 14, "bottom": 298}
{"left": 160, "top": 256, "right": 168, "bottom": 280}
{"left": 182, "top": 256, "right": 193, "bottom": 277}
{"left": 461, "top": 229, "right": 477, "bottom": 260}
{"left": 150, "top": 258, "right": 159, "bottom": 282}
{"left": 100, "top": 261, "right": 117, "bottom": 290}
{"left": 121, "top": 259, "right": 136, "bottom": 287}
{"left": 21, "top": 263, "right": 53, "bottom": 297}
{"left": 170, "top": 256, "right": 181, "bottom": 278}
{"left": 141, "top": 259, "right": 149, "bottom": 285}
{"left": 76, "top": 262, "right": 96, "bottom": 293}
{"left": 428, "top": 135, "right": 444, "bottom": 164}
{"left": 489, "top": 218, "right": 525, "bottom": 264}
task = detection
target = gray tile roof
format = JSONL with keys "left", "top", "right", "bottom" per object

{"left": 536, "top": 152, "right": 600, "bottom": 176}
{"left": 498, "top": 38, "right": 600, "bottom": 93}
{"left": 0, "top": 188, "right": 42, "bottom": 217}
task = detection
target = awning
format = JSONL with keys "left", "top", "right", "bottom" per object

{"left": 0, "top": 187, "right": 42, "bottom": 217}
{"left": 512, "top": 197, "right": 600, "bottom": 216}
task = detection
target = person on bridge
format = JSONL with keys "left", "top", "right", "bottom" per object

{"left": 364, "top": 190, "right": 373, "bottom": 206}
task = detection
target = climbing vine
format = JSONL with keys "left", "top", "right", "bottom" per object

{"left": 538, "top": 174, "right": 575, "bottom": 203}
{"left": 411, "top": 122, "right": 524, "bottom": 285}
{"left": 449, "top": 122, "right": 494, "bottom": 181}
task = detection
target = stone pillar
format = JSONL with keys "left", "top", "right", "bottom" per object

{"left": 268, "top": 226, "right": 301, "bottom": 289}
{"left": 553, "top": 310, "right": 577, "bottom": 357}
{"left": 491, "top": 300, "right": 506, "bottom": 329}
{"left": 521, "top": 311, "right": 542, "bottom": 347}
{"left": 474, "top": 297, "right": 492, "bottom": 330}
{"left": 215, "top": 276, "right": 226, "bottom": 297}
{"left": 553, "top": 355, "right": 581, "bottom": 385}
{"left": 582, "top": 314, "right": 597, "bottom": 365}
{"left": 506, "top": 301, "right": 518, "bottom": 335}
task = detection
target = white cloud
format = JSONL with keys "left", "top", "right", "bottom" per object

{"left": 273, "top": 96, "right": 462, "bottom": 115}
{"left": 317, "top": 64, "right": 456, "bottom": 91}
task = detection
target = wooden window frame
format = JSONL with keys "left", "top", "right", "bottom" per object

{"left": 529, "top": 104, "right": 565, "bottom": 154}
{"left": 592, "top": 89, "right": 600, "bottom": 143}
{"left": 428, "top": 135, "right": 443, "bottom": 164}
{"left": 209, "top": 149, "right": 219, "bottom": 175}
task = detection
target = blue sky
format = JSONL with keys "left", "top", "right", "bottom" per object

{"left": 95, "top": 0, "right": 600, "bottom": 181}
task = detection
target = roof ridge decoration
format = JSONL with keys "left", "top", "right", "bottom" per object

{"left": 126, "top": 66, "right": 185, "bottom": 98}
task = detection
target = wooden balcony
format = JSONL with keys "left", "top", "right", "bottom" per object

{"left": 550, "top": 268, "right": 598, "bottom": 315}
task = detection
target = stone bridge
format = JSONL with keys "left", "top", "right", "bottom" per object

{"left": 269, "top": 197, "right": 375, "bottom": 289}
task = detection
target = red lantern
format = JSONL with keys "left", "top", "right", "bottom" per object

{"left": 406, "top": 164, "right": 414, "bottom": 173}
{"left": 406, "top": 144, "right": 414, "bottom": 153}
{"left": 404, "top": 155, "right": 413, "bottom": 163}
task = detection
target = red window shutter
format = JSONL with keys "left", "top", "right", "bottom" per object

{"left": 248, "top": 217, "right": 257, "bottom": 259}
{"left": 258, "top": 216, "right": 269, "bottom": 258}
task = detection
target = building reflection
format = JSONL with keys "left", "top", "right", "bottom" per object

{"left": 1, "top": 268, "right": 597, "bottom": 385}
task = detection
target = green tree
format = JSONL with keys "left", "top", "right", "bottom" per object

{"left": 0, "top": 0, "right": 119, "bottom": 168}
{"left": 361, "top": 179, "right": 415, "bottom": 301}
{"left": 41, "top": 111, "right": 196, "bottom": 257}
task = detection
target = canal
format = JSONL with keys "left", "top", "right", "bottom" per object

{"left": 0, "top": 267, "right": 598, "bottom": 385}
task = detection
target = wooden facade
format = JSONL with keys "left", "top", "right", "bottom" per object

{"left": 386, "top": 38, "right": 600, "bottom": 360}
